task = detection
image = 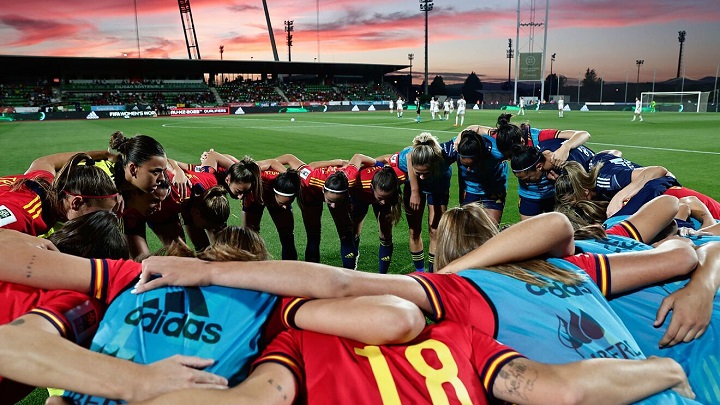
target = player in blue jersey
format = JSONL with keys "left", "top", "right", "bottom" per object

{"left": 137, "top": 211, "right": 700, "bottom": 405}
{"left": 556, "top": 195, "right": 720, "bottom": 404}
{"left": 379, "top": 133, "right": 453, "bottom": 272}
{"left": 0, "top": 226, "right": 423, "bottom": 404}
{"left": 442, "top": 129, "right": 507, "bottom": 223}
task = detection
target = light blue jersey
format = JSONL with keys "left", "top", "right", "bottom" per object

{"left": 63, "top": 285, "right": 277, "bottom": 404}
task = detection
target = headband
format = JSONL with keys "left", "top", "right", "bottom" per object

{"left": 323, "top": 186, "right": 348, "bottom": 193}
{"left": 511, "top": 155, "right": 542, "bottom": 173}
{"left": 273, "top": 188, "right": 296, "bottom": 197}
{"left": 457, "top": 153, "right": 479, "bottom": 159}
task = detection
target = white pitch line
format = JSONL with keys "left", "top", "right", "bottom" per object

{"left": 588, "top": 142, "right": 720, "bottom": 155}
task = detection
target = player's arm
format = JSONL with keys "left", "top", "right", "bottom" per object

{"left": 0, "top": 317, "right": 228, "bottom": 402}
{"left": 374, "top": 154, "right": 392, "bottom": 164}
{"left": 438, "top": 212, "right": 575, "bottom": 274}
{"left": 136, "top": 258, "right": 433, "bottom": 313}
{"left": 274, "top": 154, "right": 305, "bottom": 170}
{"left": 655, "top": 241, "right": 720, "bottom": 347}
{"left": 25, "top": 150, "right": 116, "bottom": 175}
{"left": 348, "top": 153, "right": 376, "bottom": 168}
{"left": 167, "top": 158, "right": 191, "bottom": 200}
{"left": 0, "top": 229, "right": 93, "bottom": 292}
{"left": 493, "top": 356, "right": 693, "bottom": 405}
{"left": 130, "top": 363, "right": 294, "bottom": 405}
{"left": 623, "top": 195, "right": 680, "bottom": 243}
{"left": 257, "top": 158, "right": 287, "bottom": 173}
{"left": 292, "top": 295, "right": 425, "bottom": 345}
{"left": 552, "top": 130, "right": 591, "bottom": 165}
{"left": 307, "top": 158, "right": 348, "bottom": 169}
{"left": 405, "top": 152, "right": 422, "bottom": 211}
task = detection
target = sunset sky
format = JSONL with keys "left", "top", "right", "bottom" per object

{"left": 1, "top": 0, "right": 719, "bottom": 83}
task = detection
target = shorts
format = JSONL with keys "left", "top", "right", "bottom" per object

{"left": 462, "top": 192, "right": 506, "bottom": 211}
{"left": 518, "top": 196, "right": 555, "bottom": 216}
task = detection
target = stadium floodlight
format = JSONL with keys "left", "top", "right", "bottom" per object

{"left": 677, "top": 31, "right": 686, "bottom": 78}
{"left": 635, "top": 60, "right": 644, "bottom": 96}
{"left": 420, "top": 0, "right": 433, "bottom": 95}
{"left": 506, "top": 39, "right": 513, "bottom": 85}
{"left": 284, "top": 20, "right": 294, "bottom": 62}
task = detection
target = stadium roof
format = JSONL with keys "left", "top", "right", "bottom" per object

{"left": 0, "top": 55, "right": 409, "bottom": 82}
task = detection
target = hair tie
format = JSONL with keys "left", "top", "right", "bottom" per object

{"left": 512, "top": 155, "right": 542, "bottom": 173}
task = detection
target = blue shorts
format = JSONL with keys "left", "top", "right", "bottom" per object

{"left": 518, "top": 196, "right": 555, "bottom": 216}
{"left": 462, "top": 192, "right": 507, "bottom": 211}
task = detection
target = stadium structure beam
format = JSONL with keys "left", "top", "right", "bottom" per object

{"left": 262, "top": 0, "right": 280, "bottom": 62}
{"left": 177, "top": 0, "right": 201, "bottom": 59}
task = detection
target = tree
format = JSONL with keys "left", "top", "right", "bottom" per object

{"left": 429, "top": 75, "right": 447, "bottom": 96}
{"left": 581, "top": 68, "right": 602, "bottom": 100}
{"left": 461, "top": 72, "right": 483, "bottom": 104}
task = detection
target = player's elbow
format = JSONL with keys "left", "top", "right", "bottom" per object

{"left": 370, "top": 295, "right": 426, "bottom": 345}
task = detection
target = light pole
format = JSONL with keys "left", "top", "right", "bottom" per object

{"left": 677, "top": 30, "right": 686, "bottom": 78}
{"left": 420, "top": 0, "right": 433, "bottom": 95}
{"left": 506, "top": 39, "right": 513, "bottom": 85}
{"left": 219, "top": 45, "right": 224, "bottom": 84}
{"left": 284, "top": 20, "right": 294, "bottom": 62}
{"left": 635, "top": 59, "right": 644, "bottom": 96}
{"left": 549, "top": 53, "right": 555, "bottom": 100}
{"left": 408, "top": 53, "right": 414, "bottom": 100}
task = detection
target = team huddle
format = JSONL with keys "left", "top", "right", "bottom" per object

{"left": 1, "top": 112, "right": 719, "bottom": 404}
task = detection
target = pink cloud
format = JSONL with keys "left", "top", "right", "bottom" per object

{"left": 0, "top": 15, "right": 94, "bottom": 47}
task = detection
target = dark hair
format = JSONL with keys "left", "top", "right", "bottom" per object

{"left": 324, "top": 171, "right": 349, "bottom": 193}
{"left": 225, "top": 156, "right": 262, "bottom": 203}
{"left": 510, "top": 145, "right": 545, "bottom": 173}
{"left": 457, "top": 130, "right": 489, "bottom": 162}
{"left": 494, "top": 113, "right": 525, "bottom": 159}
{"left": 196, "top": 186, "right": 230, "bottom": 233}
{"left": 371, "top": 166, "right": 402, "bottom": 225}
{"left": 53, "top": 153, "right": 117, "bottom": 199}
{"left": 48, "top": 210, "right": 128, "bottom": 259}
{"left": 274, "top": 169, "right": 301, "bottom": 197}
{"left": 109, "top": 131, "right": 166, "bottom": 187}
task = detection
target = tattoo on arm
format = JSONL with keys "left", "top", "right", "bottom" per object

{"left": 25, "top": 254, "right": 36, "bottom": 278}
{"left": 10, "top": 318, "right": 25, "bottom": 326}
{"left": 496, "top": 359, "right": 537, "bottom": 401}
{"left": 267, "top": 378, "right": 289, "bottom": 402}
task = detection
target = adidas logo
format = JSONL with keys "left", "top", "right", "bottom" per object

{"left": 234, "top": 107, "right": 245, "bottom": 115}
{"left": 86, "top": 111, "right": 100, "bottom": 120}
{"left": 380, "top": 256, "right": 391, "bottom": 262}
{"left": 124, "top": 289, "right": 222, "bottom": 344}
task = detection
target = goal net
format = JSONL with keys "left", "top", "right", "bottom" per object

{"left": 640, "top": 91, "right": 710, "bottom": 113}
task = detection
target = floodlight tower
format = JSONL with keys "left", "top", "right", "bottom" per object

{"left": 635, "top": 59, "right": 644, "bottom": 96}
{"left": 420, "top": 0, "right": 434, "bottom": 95}
{"left": 285, "top": 20, "right": 294, "bottom": 62}
{"left": 177, "top": 0, "right": 201, "bottom": 59}
{"left": 506, "top": 39, "right": 513, "bottom": 84}
{"left": 676, "top": 30, "right": 686, "bottom": 78}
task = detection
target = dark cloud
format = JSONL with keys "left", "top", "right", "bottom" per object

{"left": 0, "top": 15, "right": 92, "bottom": 46}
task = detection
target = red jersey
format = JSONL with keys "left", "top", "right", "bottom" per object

{"left": 351, "top": 166, "right": 406, "bottom": 205}
{"left": 526, "top": 129, "right": 561, "bottom": 148}
{"left": 0, "top": 170, "right": 55, "bottom": 236}
{"left": 243, "top": 170, "right": 281, "bottom": 209}
{"left": 563, "top": 253, "right": 613, "bottom": 297}
{"left": 298, "top": 164, "right": 359, "bottom": 203}
{"left": 253, "top": 321, "right": 522, "bottom": 405}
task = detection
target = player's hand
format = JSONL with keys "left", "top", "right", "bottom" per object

{"left": 409, "top": 191, "right": 421, "bottom": 211}
{"left": 134, "top": 256, "right": 212, "bottom": 293}
{"left": 0, "top": 229, "right": 58, "bottom": 251}
{"left": 653, "top": 357, "right": 695, "bottom": 400}
{"left": 200, "top": 149, "right": 214, "bottom": 165}
{"left": 655, "top": 282, "right": 713, "bottom": 347}
{"left": 550, "top": 145, "right": 570, "bottom": 166}
{"left": 128, "top": 355, "right": 228, "bottom": 402}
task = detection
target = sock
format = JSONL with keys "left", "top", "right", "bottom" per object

{"left": 411, "top": 250, "right": 425, "bottom": 272}
{"left": 428, "top": 253, "right": 435, "bottom": 273}
{"left": 340, "top": 237, "right": 357, "bottom": 269}
{"left": 460, "top": 116, "right": 464, "bottom": 126}
{"left": 455, "top": 116, "right": 459, "bottom": 125}
{"left": 378, "top": 238, "right": 394, "bottom": 274}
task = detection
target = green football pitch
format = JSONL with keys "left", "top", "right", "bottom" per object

{"left": 2, "top": 108, "right": 720, "bottom": 403}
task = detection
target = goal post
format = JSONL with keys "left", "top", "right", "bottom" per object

{"left": 640, "top": 91, "right": 710, "bottom": 113}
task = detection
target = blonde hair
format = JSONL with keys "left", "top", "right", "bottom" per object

{"left": 554, "top": 202, "right": 609, "bottom": 240}
{"left": 410, "top": 132, "right": 443, "bottom": 177}
{"left": 554, "top": 161, "right": 603, "bottom": 205}
{"left": 162, "top": 226, "right": 270, "bottom": 262}
{"left": 435, "top": 203, "right": 584, "bottom": 286}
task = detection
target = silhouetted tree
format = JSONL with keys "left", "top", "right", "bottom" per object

{"left": 582, "top": 68, "right": 601, "bottom": 100}
{"left": 461, "top": 72, "right": 483, "bottom": 104}
{"left": 429, "top": 75, "right": 447, "bottom": 96}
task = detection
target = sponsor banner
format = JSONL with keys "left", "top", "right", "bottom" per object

{"left": 108, "top": 110, "right": 158, "bottom": 118}
{"left": 519, "top": 52, "right": 543, "bottom": 81}
{"left": 0, "top": 107, "right": 15, "bottom": 113}
{"left": 92, "top": 105, "right": 125, "bottom": 112}
{"left": 14, "top": 107, "right": 40, "bottom": 113}
{"left": 169, "top": 107, "right": 230, "bottom": 116}
{"left": 229, "top": 103, "right": 254, "bottom": 108}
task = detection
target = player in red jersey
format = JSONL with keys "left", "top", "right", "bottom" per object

{"left": 0, "top": 152, "right": 118, "bottom": 236}
{"left": 351, "top": 164, "right": 405, "bottom": 273}
{"left": 278, "top": 153, "right": 375, "bottom": 268}
{"left": 196, "top": 150, "right": 300, "bottom": 258}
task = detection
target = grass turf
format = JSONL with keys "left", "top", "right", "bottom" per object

{"left": 2, "top": 108, "right": 719, "bottom": 403}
